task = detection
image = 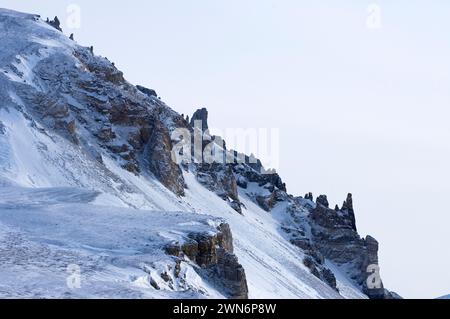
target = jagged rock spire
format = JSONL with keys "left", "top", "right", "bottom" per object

{"left": 316, "top": 195, "right": 329, "bottom": 208}
{"left": 46, "top": 16, "right": 62, "bottom": 32}
{"left": 190, "top": 108, "right": 209, "bottom": 132}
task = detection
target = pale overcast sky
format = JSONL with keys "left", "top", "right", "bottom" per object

{"left": 1, "top": 0, "right": 449, "bottom": 298}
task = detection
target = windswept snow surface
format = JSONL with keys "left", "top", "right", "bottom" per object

{"left": 0, "top": 8, "right": 367, "bottom": 299}
{"left": 0, "top": 187, "right": 226, "bottom": 299}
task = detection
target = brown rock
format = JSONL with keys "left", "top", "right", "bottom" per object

{"left": 146, "top": 120, "right": 185, "bottom": 196}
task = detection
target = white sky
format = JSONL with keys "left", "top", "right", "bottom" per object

{"left": 1, "top": 0, "right": 449, "bottom": 299}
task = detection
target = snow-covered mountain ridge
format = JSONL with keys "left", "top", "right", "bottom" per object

{"left": 0, "top": 8, "right": 397, "bottom": 299}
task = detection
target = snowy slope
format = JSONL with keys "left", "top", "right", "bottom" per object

{"left": 0, "top": 8, "right": 370, "bottom": 299}
{"left": 0, "top": 107, "right": 361, "bottom": 298}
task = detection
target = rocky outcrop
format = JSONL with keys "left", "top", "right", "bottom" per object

{"left": 136, "top": 85, "right": 158, "bottom": 98}
{"left": 234, "top": 163, "right": 286, "bottom": 193}
{"left": 303, "top": 256, "right": 338, "bottom": 291}
{"left": 341, "top": 193, "right": 357, "bottom": 231}
{"left": 74, "top": 48, "right": 124, "bottom": 85}
{"left": 195, "top": 164, "right": 242, "bottom": 213}
{"left": 310, "top": 194, "right": 357, "bottom": 232}
{"left": 146, "top": 120, "right": 185, "bottom": 196}
{"left": 316, "top": 195, "right": 329, "bottom": 208}
{"left": 190, "top": 108, "right": 209, "bottom": 131}
{"left": 13, "top": 38, "right": 189, "bottom": 197}
{"left": 309, "top": 194, "right": 396, "bottom": 299}
{"left": 165, "top": 223, "right": 248, "bottom": 299}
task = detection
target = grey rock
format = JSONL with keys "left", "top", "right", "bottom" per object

{"left": 236, "top": 175, "right": 248, "bottom": 189}
{"left": 320, "top": 268, "right": 338, "bottom": 291}
{"left": 316, "top": 195, "right": 329, "bottom": 208}
{"left": 341, "top": 193, "right": 357, "bottom": 231}
{"left": 146, "top": 120, "right": 185, "bottom": 196}
{"left": 165, "top": 223, "right": 248, "bottom": 299}
{"left": 229, "top": 200, "right": 243, "bottom": 215}
{"left": 256, "top": 193, "right": 276, "bottom": 212}
{"left": 95, "top": 126, "right": 116, "bottom": 142}
{"left": 233, "top": 164, "right": 286, "bottom": 193}
{"left": 195, "top": 164, "right": 242, "bottom": 213}
{"left": 309, "top": 194, "right": 395, "bottom": 299}
{"left": 303, "top": 256, "right": 338, "bottom": 291}
{"left": 136, "top": 85, "right": 158, "bottom": 98}
{"left": 216, "top": 248, "right": 248, "bottom": 299}
{"left": 190, "top": 108, "right": 209, "bottom": 131}
{"left": 46, "top": 16, "right": 62, "bottom": 31}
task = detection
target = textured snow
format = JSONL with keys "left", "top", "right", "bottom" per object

{"left": 0, "top": 8, "right": 368, "bottom": 299}
{"left": 0, "top": 186, "right": 227, "bottom": 299}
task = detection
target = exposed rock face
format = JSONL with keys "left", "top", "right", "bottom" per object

{"left": 316, "top": 195, "right": 329, "bottom": 208}
{"left": 216, "top": 249, "right": 249, "bottom": 299}
{"left": 165, "top": 223, "right": 249, "bottom": 299}
{"left": 183, "top": 108, "right": 289, "bottom": 215}
{"left": 146, "top": 120, "right": 185, "bottom": 196}
{"left": 0, "top": 121, "right": 5, "bottom": 135}
{"left": 341, "top": 193, "right": 357, "bottom": 231}
{"left": 233, "top": 163, "right": 288, "bottom": 212}
{"left": 234, "top": 163, "right": 286, "bottom": 193}
{"left": 256, "top": 193, "right": 276, "bottom": 212}
{"left": 195, "top": 164, "right": 242, "bottom": 213}
{"left": 190, "top": 107, "right": 209, "bottom": 131}
{"left": 11, "top": 37, "right": 187, "bottom": 196}
{"left": 309, "top": 194, "right": 396, "bottom": 299}
{"left": 46, "top": 16, "right": 61, "bottom": 31}
{"left": 303, "top": 256, "right": 338, "bottom": 291}
{"left": 136, "top": 85, "right": 158, "bottom": 98}
{"left": 311, "top": 194, "right": 357, "bottom": 232}
{"left": 74, "top": 47, "right": 124, "bottom": 85}
{"left": 271, "top": 191, "right": 399, "bottom": 298}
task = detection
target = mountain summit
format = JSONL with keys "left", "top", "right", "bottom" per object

{"left": 0, "top": 8, "right": 398, "bottom": 299}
